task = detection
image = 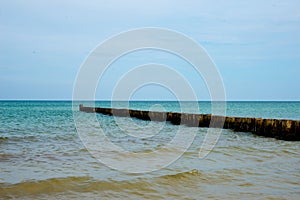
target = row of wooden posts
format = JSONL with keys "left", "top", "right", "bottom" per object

{"left": 79, "top": 105, "right": 300, "bottom": 141}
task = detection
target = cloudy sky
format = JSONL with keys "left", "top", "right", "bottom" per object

{"left": 1, "top": 0, "right": 300, "bottom": 100}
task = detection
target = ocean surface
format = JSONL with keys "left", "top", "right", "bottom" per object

{"left": 1, "top": 101, "right": 300, "bottom": 199}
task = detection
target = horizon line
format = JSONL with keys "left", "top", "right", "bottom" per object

{"left": 0, "top": 99, "right": 300, "bottom": 102}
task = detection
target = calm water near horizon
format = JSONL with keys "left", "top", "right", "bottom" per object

{"left": 1, "top": 101, "right": 300, "bottom": 199}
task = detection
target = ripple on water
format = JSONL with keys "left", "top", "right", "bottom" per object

{"left": 1, "top": 101, "right": 300, "bottom": 199}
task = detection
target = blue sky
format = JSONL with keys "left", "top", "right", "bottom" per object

{"left": 1, "top": 0, "right": 300, "bottom": 100}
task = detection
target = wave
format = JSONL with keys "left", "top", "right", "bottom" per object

{"left": 0, "top": 176, "right": 100, "bottom": 198}
{"left": 0, "top": 176, "right": 152, "bottom": 198}
{"left": 0, "top": 170, "right": 203, "bottom": 198}
{"left": 0, "top": 136, "right": 8, "bottom": 142}
{"left": 0, "top": 133, "right": 78, "bottom": 143}
{"left": 161, "top": 169, "right": 201, "bottom": 178}
{"left": 0, "top": 153, "right": 23, "bottom": 162}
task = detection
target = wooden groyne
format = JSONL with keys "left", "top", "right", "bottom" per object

{"left": 79, "top": 105, "right": 300, "bottom": 141}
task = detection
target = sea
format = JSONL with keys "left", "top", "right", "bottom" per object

{"left": 0, "top": 101, "right": 300, "bottom": 199}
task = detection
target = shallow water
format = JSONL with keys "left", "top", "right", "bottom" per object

{"left": 1, "top": 101, "right": 300, "bottom": 199}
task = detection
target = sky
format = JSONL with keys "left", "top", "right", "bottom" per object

{"left": 1, "top": 0, "right": 300, "bottom": 100}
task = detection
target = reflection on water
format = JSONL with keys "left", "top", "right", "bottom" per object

{"left": 0, "top": 101, "right": 300, "bottom": 199}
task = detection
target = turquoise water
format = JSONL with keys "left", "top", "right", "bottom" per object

{"left": 1, "top": 101, "right": 300, "bottom": 199}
